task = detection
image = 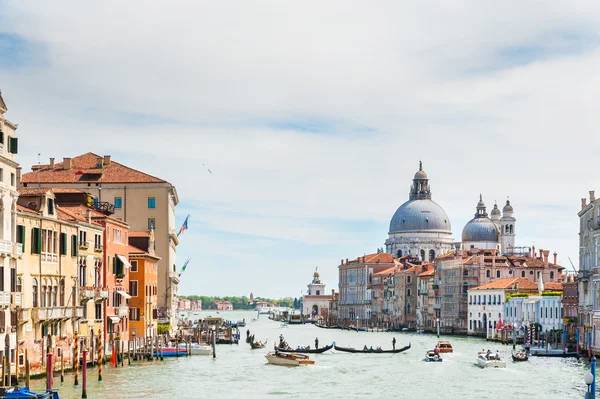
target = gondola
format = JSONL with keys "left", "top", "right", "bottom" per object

{"left": 315, "top": 323, "right": 337, "bottom": 329}
{"left": 511, "top": 351, "right": 528, "bottom": 362}
{"left": 250, "top": 340, "right": 266, "bottom": 349}
{"left": 530, "top": 351, "right": 579, "bottom": 358}
{"left": 334, "top": 343, "right": 411, "bottom": 354}
{"left": 274, "top": 344, "right": 333, "bottom": 354}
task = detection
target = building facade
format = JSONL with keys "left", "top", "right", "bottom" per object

{"left": 21, "top": 153, "right": 179, "bottom": 328}
{"left": 385, "top": 163, "right": 453, "bottom": 261}
{"left": 128, "top": 237, "right": 159, "bottom": 339}
{"left": 302, "top": 271, "right": 332, "bottom": 321}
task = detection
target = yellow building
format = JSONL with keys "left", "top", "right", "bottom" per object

{"left": 21, "top": 153, "right": 180, "bottom": 328}
{"left": 16, "top": 188, "right": 83, "bottom": 373}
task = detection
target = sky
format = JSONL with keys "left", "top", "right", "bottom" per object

{"left": 0, "top": 1, "right": 599, "bottom": 298}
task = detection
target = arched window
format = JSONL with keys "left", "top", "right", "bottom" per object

{"left": 493, "top": 296, "right": 496, "bottom": 305}
{"left": 496, "top": 270, "right": 500, "bottom": 278}
{"left": 429, "top": 250, "right": 435, "bottom": 262}
{"left": 406, "top": 276, "right": 411, "bottom": 284}
{"left": 32, "top": 278, "right": 38, "bottom": 308}
{"left": 488, "top": 295, "right": 491, "bottom": 304}
{"left": 486, "top": 270, "right": 491, "bottom": 278}
{"left": 397, "top": 250, "right": 402, "bottom": 257}
{"left": 498, "top": 295, "right": 501, "bottom": 304}
{"left": 41, "top": 284, "right": 47, "bottom": 308}
{"left": 420, "top": 250, "right": 425, "bottom": 260}
{"left": 550, "top": 271, "right": 554, "bottom": 279}
{"left": 463, "top": 282, "right": 468, "bottom": 294}
{"left": 509, "top": 225, "right": 513, "bottom": 234}
{"left": 407, "top": 289, "right": 411, "bottom": 297}
{"left": 51, "top": 285, "right": 57, "bottom": 307}
{"left": 60, "top": 279, "right": 65, "bottom": 307}
{"left": 407, "top": 303, "right": 411, "bottom": 314}
{"left": 505, "top": 225, "right": 509, "bottom": 234}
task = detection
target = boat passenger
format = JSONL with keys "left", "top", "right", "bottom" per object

{"left": 433, "top": 345, "right": 440, "bottom": 356}
{"left": 363, "top": 345, "right": 368, "bottom": 351}
{"left": 369, "top": 346, "right": 374, "bottom": 351}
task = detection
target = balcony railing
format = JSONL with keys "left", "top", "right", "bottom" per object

{"left": 11, "top": 292, "right": 22, "bottom": 308}
{"left": 0, "top": 292, "right": 10, "bottom": 308}
{"left": 0, "top": 240, "right": 22, "bottom": 257}
{"left": 80, "top": 288, "right": 95, "bottom": 302}
{"left": 94, "top": 245, "right": 103, "bottom": 253}
{"left": 41, "top": 252, "right": 58, "bottom": 263}
{"left": 32, "top": 306, "right": 84, "bottom": 321}
{"left": 91, "top": 201, "right": 115, "bottom": 215}
{"left": 117, "top": 306, "right": 129, "bottom": 317}
{"left": 17, "top": 309, "right": 29, "bottom": 324}
{"left": 94, "top": 288, "right": 109, "bottom": 301}
{"left": 79, "top": 242, "right": 89, "bottom": 250}
{"left": 146, "top": 295, "right": 156, "bottom": 304}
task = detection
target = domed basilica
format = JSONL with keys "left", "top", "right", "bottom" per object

{"left": 385, "top": 163, "right": 517, "bottom": 260}
{"left": 385, "top": 162, "right": 454, "bottom": 261}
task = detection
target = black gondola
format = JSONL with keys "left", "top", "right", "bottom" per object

{"left": 274, "top": 344, "right": 334, "bottom": 354}
{"left": 511, "top": 351, "right": 528, "bottom": 361}
{"left": 249, "top": 341, "right": 266, "bottom": 349}
{"left": 315, "top": 323, "right": 338, "bottom": 329}
{"left": 531, "top": 351, "right": 579, "bottom": 358}
{"left": 334, "top": 343, "right": 411, "bottom": 354}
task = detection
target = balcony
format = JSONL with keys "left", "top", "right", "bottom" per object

{"left": 433, "top": 303, "right": 441, "bottom": 310}
{"left": 79, "top": 242, "right": 89, "bottom": 250}
{"left": 80, "top": 288, "right": 95, "bottom": 302}
{"left": 33, "top": 307, "right": 84, "bottom": 321}
{"left": 11, "top": 292, "right": 22, "bottom": 308}
{"left": 15, "top": 243, "right": 22, "bottom": 257}
{"left": 117, "top": 306, "right": 129, "bottom": 317}
{"left": 90, "top": 201, "right": 115, "bottom": 215}
{"left": 94, "top": 245, "right": 103, "bottom": 253}
{"left": 169, "top": 272, "right": 180, "bottom": 285}
{"left": 0, "top": 240, "right": 22, "bottom": 258}
{"left": 146, "top": 295, "right": 156, "bottom": 304}
{"left": 418, "top": 289, "right": 428, "bottom": 296}
{"left": 0, "top": 292, "right": 10, "bottom": 308}
{"left": 41, "top": 252, "right": 58, "bottom": 263}
{"left": 94, "top": 288, "right": 109, "bottom": 301}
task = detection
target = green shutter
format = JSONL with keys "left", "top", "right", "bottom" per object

{"left": 112, "top": 256, "right": 116, "bottom": 275}
{"left": 30, "top": 228, "right": 36, "bottom": 254}
{"left": 60, "top": 233, "right": 67, "bottom": 255}
{"left": 31, "top": 228, "right": 41, "bottom": 254}
{"left": 71, "top": 235, "right": 78, "bottom": 257}
{"left": 36, "top": 228, "right": 41, "bottom": 254}
{"left": 8, "top": 137, "right": 17, "bottom": 154}
{"left": 0, "top": 131, "right": 4, "bottom": 144}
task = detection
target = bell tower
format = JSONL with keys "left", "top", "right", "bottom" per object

{"left": 500, "top": 199, "right": 516, "bottom": 254}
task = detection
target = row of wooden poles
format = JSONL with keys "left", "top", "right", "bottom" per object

{"left": 1, "top": 331, "right": 195, "bottom": 398}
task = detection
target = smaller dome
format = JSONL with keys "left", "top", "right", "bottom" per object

{"left": 503, "top": 199, "right": 513, "bottom": 213}
{"left": 491, "top": 203, "right": 501, "bottom": 217}
{"left": 313, "top": 271, "right": 320, "bottom": 278}
{"left": 462, "top": 218, "right": 500, "bottom": 242}
{"left": 477, "top": 194, "right": 485, "bottom": 208}
{"left": 414, "top": 169, "right": 428, "bottom": 180}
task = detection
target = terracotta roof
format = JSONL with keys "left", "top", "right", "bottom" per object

{"left": 374, "top": 266, "right": 397, "bottom": 276}
{"left": 418, "top": 268, "right": 435, "bottom": 277}
{"left": 51, "top": 188, "right": 86, "bottom": 194}
{"left": 471, "top": 277, "right": 538, "bottom": 291}
{"left": 361, "top": 252, "right": 395, "bottom": 263}
{"left": 128, "top": 244, "right": 147, "bottom": 254}
{"left": 17, "top": 187, "right": 52, "bottom": 196}
{"left": 57, "top": 204, "right": 126, "bottom": 227}
{"left": 544, "top": 282, "right": 563, "bottom": 291}
{"left": 22, "top": 152, "right": 168, "bottom": 184}
{"left": 16, "top": 204, "right": 39, "bottom": 215}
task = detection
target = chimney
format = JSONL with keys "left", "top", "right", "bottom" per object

{"left": 331, "top": 289, "right": 335, "bottom": 300}
{"left": 538, "top": 248, "right": 543, "bottom": 260}
{"left": 543, "top": 250, "right": 550, "bottom": 266}
{"left": 591, "top": 191, "right": 596, "bottom": 202}
{"left": 104, "top": 155, "right": 111, "bottom": 166}
{"left": 582, "top": 198, "right": 587, "bottom": 209}
{"left": 63, "top": 157, "right": 72, "bottom": 170}
{"left": 86, "top": 210, "right": 91, "bottom": 224}
{"left": 532, "top": 245, "right": 535, "bottom": 258}
{"left": 454, "top": 242, "right": 462, "bottom": 256}
{"left": 49, "top": 158, "right": 55, "bottom": 169}
{"left": 553, "top": 252, "right": 557, "bottom": 265}
{"left": 16, "top": 167, "right": 21, "bottom": 186}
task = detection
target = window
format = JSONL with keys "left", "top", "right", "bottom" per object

{"left": 31, "top": 228, "right": 41, "bottom": 254}
{"left": 148, "top": 218, "right": 155, "bottom": 230}
{"left": 7, "top": 137, "right": 18, "bottom": 154}
{"left": 148, "top": 197, "right": 156, "bottom": 209}
{"left": 71, "top": 235, "right": 78, "bottom": 257}
{"left": 496, "top": 270, "right": 500, "bottom": 278}
{"left": 113, "top": 256, "right": 124, "bottom": 277}
{"left": 59, "top": 233, "right": 67, "bottom": 255}
{"left": 32, "top": 279, "right": 38, "bottom": 308}
{"left": 41, "top": 229, "right": 58, "bottom": 261}
{"left": 0, "top": 168, "right": 3, "bottom": 182}
{"left": 129, "top": 280, "right": 138, "bottom": 297}
{"left": 79, "top": 257, "right": 87, "bottom": 287}
{"left": 10, "top": 268, "right": 15, "bottom": 292}
{"left": 79, "top": 231, "right": 87, "bottom": 247}
{"left": 16, "top": 277, "right": 21, "bottom": 293}
{"left": 94, "top": 234, "right": 102, "bottom": 249}
{"left": 60, "top": 279, "right": 65, "bottom": 306}
{"left": 486, "top": 270, "right": 490, "bottom": 278}
{"left": 47, "top": 198, "right": 54, "bottom": 215}
{"left": 130, "top": 260, "right": 138, "bottom": 272}
{"left": 113, "top": 229, "right": 122, "bottom": 244}
{"left": 550, "top": 271, "right": 554, "bottom": 279}
{"left": 10, "top": 173, "right": 14, "bottom": 187}
{"left": 95, "top": 303, "right": 102, "bottom": 320}
{"left": 129, "top": 307, "right": 140, "bottom": 321}
{"left": 16, "top": 225, "right": 25, "bottom": 247}
{"left": 114, "top": 197, "right": 123, "bottom": 209}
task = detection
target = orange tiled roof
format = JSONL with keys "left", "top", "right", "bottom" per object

{"left": 17, "top": 187, "right": 52, "bottom": 196}
{"left": 544, "top": 282, "right": 564, "bottom": 291}
{"left": 16, "top": 204, "right": 40, "bottom": 215}
{"left": 22, "top": 152, "right": 168, "bottom": 184}
{"left": 129, "top": 230, "right": 150, "bottom": 237}
{"left": 418, "top": 268, "right": 435, "bottom": 277}
{"left": 51, "top": 188, "right": 87, "bottom": 194}
{"left": 471, "top": 277, "right": 538, "bottom": 291}
{"left": 374, "top": 266, "right": 398, "bottom": 275}
{"left": 128, "top": 244, "right": 147, "bottom": 254}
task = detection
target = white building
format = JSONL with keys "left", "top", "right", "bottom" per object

{"left": 0, "top": 90, "right": 21, "bottom": 378}
{"left": 461, "top": 195, "right": 516, "bottom": 254}
{"left": 385, "top": 162, "right": 454, "bottom": 261}
{"left": 505, "top": 295, "right": 563, "bottom": 333}
{"left": 577, "top": 190, "right": 600, "bottom": 350}
{"left": 303, "top": 270, "right": 332, "bottom": 321}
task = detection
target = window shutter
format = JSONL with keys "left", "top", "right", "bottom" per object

{"left": 113, "top": 257, "right": 116, "bottom": 275}
{"left": 8, "top": 137, "right": 17, "bottom": 154}
{"left": 0, "top": 131, "right": 3, "bottom": 144}
{"left": 31, "top": 228, "right": 41, "bottom": 254}
{"left": 60, "top": 233, "right": 67, "bottom": 255}
{"left": 36, "top": 228, "right": 41, "bottom": 254}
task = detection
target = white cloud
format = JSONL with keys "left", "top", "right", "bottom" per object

{"left": 1, "top": 1, "right": 599, "bottom": 296}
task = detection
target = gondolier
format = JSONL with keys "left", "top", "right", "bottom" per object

{"left": 392, "top": 337, "right": 396, "bottom": 350}
{"left": 315, "top": 337, "right": 319, "bottom": 349}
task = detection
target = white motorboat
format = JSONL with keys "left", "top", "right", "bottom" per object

{"left": 265, "top": 351, "right": 315, "bottom": 367}
{"left": 476, "top": 351, "right": 506, "bottom": 368}
{"left": 256, "top": 306, "right": 271, "bottom": 315}
{"left": 179, "top": 343, "right": 213, "bottom": 356}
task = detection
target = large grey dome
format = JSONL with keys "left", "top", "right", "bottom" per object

{"left": 462, "top": 217, "right": 499, "bottom": 242}
{"left": 389, "top": 199, "right": 452, "bottom": 233}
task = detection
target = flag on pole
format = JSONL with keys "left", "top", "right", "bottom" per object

{"left": 177, "top": 215, "right": 190, "bottom": 237}
{"left": 178, "top": 257, "right": 191, "bottom": 277}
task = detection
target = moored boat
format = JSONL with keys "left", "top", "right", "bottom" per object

{"left": 265, "top": 351, "right": 315, "bottom": 366}
{"left": 2, "top": 387, "right": 59, "bottom": 398}
{"left": 476, "top": 351, "right": 506, "bottom": 368}
{"left": 153, "top": 346, "right": 189, "bottom": 357}
{"left": 334, "top": 343, "right": 411, "bottom": 354}
{"left": 425, "top": 350, "right": 443, "bottom": 362}
{"left": 512, "top": 351, "right": 528, "bottom": 362}
{"left": 437, "top": 341, "right": 453, "bottom": 353}
{"left": 274, "top": 343, "right": 333, "bottom": 354}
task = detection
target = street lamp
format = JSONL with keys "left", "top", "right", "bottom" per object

{"left": 436, "top": 318, "right": 440, "bottom": 338}
{"left": 356, "top": 316, "right": 359, "bottom": 333}
{"left": 585, "top": 372, "right": 593, "bottom": 399}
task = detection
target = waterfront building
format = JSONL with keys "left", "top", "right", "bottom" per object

{"left": 562, "top": 274, "right": 578, "bottom": 334}
{"left": 385, "top": 163, "right": 453, "bottom": 261}
{"left": 369, "top": 265, "right": 396, "bottom": 327}
{"left": 178, "top": 299, "right": 191, "bottom": 311}
{"left": 190, "top": 299, "right": 201, "bottom": 311}
{"left": 577, "top": 191, "right": 599, "bottom": 351}
{"left": 21, "top": 153, "right": 180, "bottom": 329}
{"left": 214, "top": 301, "right": 233, "bottom": 311}
{"left": 15, "top": 189, "right": 83, "bottom": 374}
{"left": 338, "top": 252, "right": 395, "bottom": 325}
{"left": 416, "top": 266, "right": 436, "bottom": 330}
{"left": 467, "top": 277, "right": 537, "bottom": 335}
{"left": 392, "top": 261, "right": 430, "bottom": 329}
{"left": 504, "top": 287, "right": 564, "bottom": 333}
{"left": 127, "top": 231, "right": 160, "bottom": 338}
{"left": 0, "top": 91, "right": 21, "bottom": 378}
{"left": 302, "top": 270, "right": 332, "bottom": 321}
{"left": 436, "top": 247, "right": 565, "bottom": 334}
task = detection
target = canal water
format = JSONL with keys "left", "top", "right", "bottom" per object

{"left": 28, "top": 311, "right": 591, "bottom": 398}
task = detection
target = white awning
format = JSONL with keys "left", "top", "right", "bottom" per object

{"left": 117, "top": 254, "right": 133, "bottom": 269}
{"left": 116, "top": 290, "right": 131, "bottom": 299}
{"left": 108, "top": 316, "right": 120, "bottom": 323}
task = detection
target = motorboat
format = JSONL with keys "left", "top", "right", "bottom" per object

{"left": 476, "top": 351, "right": 506, "bottom": 368}
{"left": 189, "top": 344, "right": 213, "bottom": 356}
{"left": 256, "top": 306, "right": 272, "bottom": 314}
{"left": 265, "top": 351, "right": 315, "bottom": 367}
{"left": 2, "top": 387, "right": 59, "bottom": 398}
{"left": 425, "top": 350, "right": 443, "bottom": 362}
{"left": 437, "top": 341, "right": 453, "bottom": 353}
{"left": 154, "top": 346, "right": 189, "bottom": 357}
